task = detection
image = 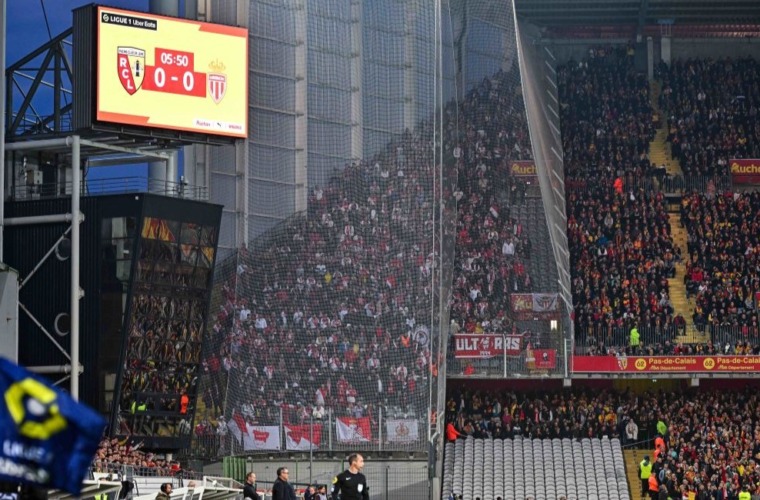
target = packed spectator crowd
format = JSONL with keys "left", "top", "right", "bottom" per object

{"left": 681, "top": 191, "right": 760, "bottom": 334}
{"left": 197, "top": 60, "right": 557, "bottom": 435}
{"left": 92, "top": 438, "right": 184, "bottom": 474}
{"left": 450, "top": 65, "right": 538, "bottom": 335}
{"left": 659, "top": 57, "right": 760, "bottom": 178}
{"left": 202, "top": 117, "right": 450, "bottom": 429}
{"left": 558, "top": 46, "right": 678, "bottom": 346}
{"left": 560, "top": 45, "right": 661, "bottom": 189}
{"left": 446, "top": 387, "right": 760, "bottom": 498}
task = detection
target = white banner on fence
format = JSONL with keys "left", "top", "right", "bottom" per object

{"left": 243, "top": 425, "right": 280, "bottom": 451}
{"left": 385, "top": 419, "right": 419, "bottom": 443}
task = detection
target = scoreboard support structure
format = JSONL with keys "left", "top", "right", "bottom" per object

{"left": 2, "top": 135, "right": 172, "bottom": 400}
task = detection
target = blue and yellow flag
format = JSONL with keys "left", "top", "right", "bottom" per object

{"left": 0, "top": 358, "right": 106, "bottom": 495}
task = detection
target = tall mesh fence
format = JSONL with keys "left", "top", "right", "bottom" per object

{"left": 196, "top": 0, "right": 458, "bottom": 456}
{"left": 444, "top": 2, "right": 569, "bottom": 379}
{"left": 195, "top": 0, "right": 571, "bottom": 459}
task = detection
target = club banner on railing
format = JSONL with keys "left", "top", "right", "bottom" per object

{"left": 385, "top": 419, "right": 420, "bottom": 443}
{"left": 230, "top": 414, "right": 280, "bottom": 450}
{"left": 285, "top": 423, "right": 322, "bottom": 451}
{"left": 573, "top": 355, "right": 760, "bottom": 373}
{"left": 529, "top": 349, "right": 557, "bottom": 370}
{"left": 511, "top": 293, "right": 560, "bottom": 320}
{"left": 454, "top": 334, "right": 523, "bottom": 358}
{"left": 246, "top": 425, "right": 280, "bottom": 451}
{"left": 730, "top": 159, "right": 760, "bottom": 184}
{"left": 336, "top": 417, "right": 372, "bottom": 443}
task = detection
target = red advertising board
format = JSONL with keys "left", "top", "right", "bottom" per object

{"left": 730, "top": 159, "right": 760, "bottom": 184}
{"left": 454, "top": 334, "right": 523, "bottom": 358}
{"left": 573, "top": 355, "right": 760, "bottom": 373}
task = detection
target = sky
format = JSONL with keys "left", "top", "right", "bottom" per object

{"left": 5, "top": 0, "right": 187, "bottom": 186}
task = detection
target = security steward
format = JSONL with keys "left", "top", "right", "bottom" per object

{"left": 739, "top": 485, "right": 751, "bottom": 500}
{"left": 639, "top": 455, "right": 652, "bottom": 499}
{"left": 330, "top": 453, "right": 369, "bottom": 500}
{"left": 243, "top": 472, "right": 261, "bottom": 500}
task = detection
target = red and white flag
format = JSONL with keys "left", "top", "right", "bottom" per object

{"left": 230, "top": 413, "right": 248, "bottom": 444}
{"left": 285, "top": 424, "right": 322, "bottom": 451}
{"left": 336, "top": 417, "right": 372, "bottom": 443}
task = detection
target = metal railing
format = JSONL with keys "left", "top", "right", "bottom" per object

{"left": 575, "top": 322, "right": 760, "bottom": 353}
{"left": 11, "top": 176, "right": 208, "bottom": 201}
{"left": 575, "top": 324, "right": 679, "bottom": 353}
{"left": 565, "top": 173, "right": 732, "bottom": 196}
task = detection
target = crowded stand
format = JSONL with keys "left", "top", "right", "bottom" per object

{"left": 560, "top": 46, "right": 660, "bottom": 190}
{"left": 202, "top": 127, "right": 442, "bottom": 428}
{"left": 450, "top": 65, "right": 537, "bottom": 335}
{"left": 681, "top": 191, "right": 760, "bottom": 338}
{"left": 446, "top": 386, "right": 760, "bottom": 498}
{"left": 558, "top": 47, "right": 678, "bottom": 349}
{"left": 198, "top": 62, "right": 549, "bottom": 430}
{"left": 659, "top": 57, "right": 760, "bottom": 178}
{"left": 92, "top": 438, "right": 183, "bottom": 475}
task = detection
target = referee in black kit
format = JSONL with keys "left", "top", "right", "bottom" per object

{"left": 330, "top": 453, "right": 370, "bottom": 500}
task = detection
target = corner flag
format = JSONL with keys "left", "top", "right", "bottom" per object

{"left": 0, "top": 358, "right": 106, "bottom": 495}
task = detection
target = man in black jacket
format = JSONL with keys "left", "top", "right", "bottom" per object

{"left": 243, "top": 472, "right": 261, "bottom": 500}
{"left": 330, "top": 453, "right": 369, "bottom": 500}
{"left": 272, "top": 467, "right": 296, "bottom": 500}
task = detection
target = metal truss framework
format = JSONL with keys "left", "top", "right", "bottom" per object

{"left": 2, "top": 136, "right": 171, "bottom": 399}
{"left": 5, "top": 28, "right": 73, "bottom": 138}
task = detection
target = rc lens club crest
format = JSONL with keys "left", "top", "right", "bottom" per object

{"left": 117, "top": 46, "right": 146, "bottom": 95}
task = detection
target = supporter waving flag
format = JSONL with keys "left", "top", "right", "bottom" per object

{"left": 0, "top": 358, "right": 106, "bottom": 495}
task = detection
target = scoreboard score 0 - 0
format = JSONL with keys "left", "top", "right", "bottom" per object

{"left": 96, "top": 6, "right": 248, "bottom": 139}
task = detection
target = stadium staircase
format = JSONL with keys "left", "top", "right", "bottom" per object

{"left": 668, "top": 223, "right": 708, "bottom": 344}
{"left": 649, "top": 81, "right": 683, "bottom": 178}
{"left": 514, "top": 198, "right": 559, "bottom": 293}
{"left": 649, "top": 80, "right": 708, "bottom": 344}
{"left": 624, "top": 448, "right": 646, "bottom": 500}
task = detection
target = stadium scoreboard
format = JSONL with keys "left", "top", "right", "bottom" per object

{"left": 74, "top": 5, "right": 248, "bottom": 142}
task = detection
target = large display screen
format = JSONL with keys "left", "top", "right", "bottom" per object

{"left": 96, "top": 6, "right": 248, "bottom": 138}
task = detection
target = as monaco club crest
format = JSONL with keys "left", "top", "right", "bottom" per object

{"left": 117, "top": 47, "right": 145, "bottom": 95}
{"left": 208, "top": 59, "right": 227, "bottom": 104}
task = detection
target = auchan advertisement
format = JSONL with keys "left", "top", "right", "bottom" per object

{"left": 573, "top": 356, "right": 760, "bottom": 373}
{"left": 96, "top": 6, "right": 248, "bottom": 138}
{"left": 730, "top": 159, "right": 760, "bottom": 185}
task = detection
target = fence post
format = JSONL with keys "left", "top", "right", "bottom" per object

{"left": 309, "top": 413, "right": 314, "bottom": 485}
{"left": 280, "top": 406, "right": 284, "bottom": 452}
{"left": 503, "top": 333, "right": 507, "bottom": 378}
{"left": 328, "top": 408, "right": 333, "bottom": 450}
{"left": 378, "top": 406, "right": 383, "bottom": 452}
{"left": 385, "top": 466, "right": 389, "bottom": 500}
